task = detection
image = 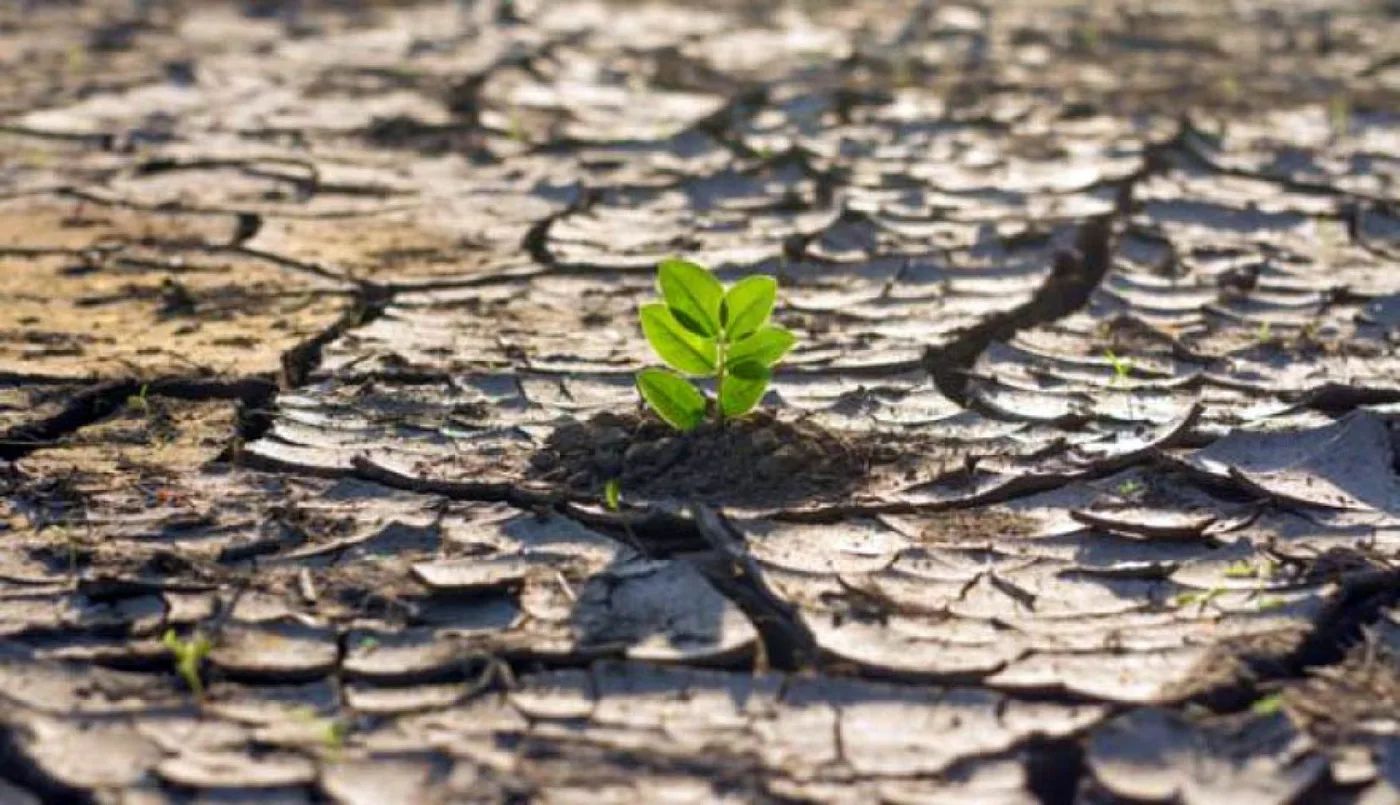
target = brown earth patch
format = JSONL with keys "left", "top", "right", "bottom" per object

{"left": 530, "top": 409, "right": 874, "bottom": 507}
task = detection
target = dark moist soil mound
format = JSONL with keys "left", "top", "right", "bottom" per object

{"left": 530, "top": 410, "right": 868, "bottom": 506}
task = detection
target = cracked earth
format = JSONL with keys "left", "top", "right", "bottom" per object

{"left": 2, "top": 0, "right": 1400, "bottom": 802}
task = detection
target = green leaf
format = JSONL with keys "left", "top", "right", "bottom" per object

{"left": 603, "top": 479, "right": 621, "bottom": 511}
{"left": 658, "top": 258, "right": 724, "bottom": 337}
{"left": 721, "top": 275, "right": 777, "bottom": 339}
{"left": 721, "top": 361, "right": 770, "bottom": 418}
{"left": 636, "top": 369, "right": 707, "bottom": 431}
{"left": 728, "top": 325, "right": 796, "bottom": 368}
{"left": 640, "top": 303, "right": 717, "bottom": 375}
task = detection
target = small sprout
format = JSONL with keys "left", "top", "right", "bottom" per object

{"left": 1219, "top": 75, "right": 1240, "bottom": 102}
{"left": 1072, "top": 21, "right": 1101, "bottom": 52}
{"left": 636, "top": 258, "right": 795, "bottom": 431}
{"left": 1297, "top": 321, "right": 1321, "bottom": 345}
{"left": 358, "top": 636, "right": 380, "bottom": 652}
{"left": 1250, "top": 693, "right": 1286, "bottom": 716}
{"left": 506, "top": 108, "right": 527, "bottom": 143}
{"left": 1172, "top": 586, "right": 1224, "bottom": 610}
{"left": 1224, "top": 560, "right": 1259, "bottom": 579}
{"left": 1256, "top": 595, "right": 1286, "bottom": 611}
{"left": 128, "top": 383, "right": 151, "bottom": 416}
{"left": 1328, "top": 94, "right": 1351, "bottom": 136}
{"left": 1256, "top": 321, "right": 1272, "bottom": 343}
{"left": 322, "top": 719, "right": 350, "bottom": 750}
{"left": 1104, "top": 349, "right": 1133, "bottom": 386}
{"left": 1117, "top": 478, "right": 1145, "bottom": 498}
{"left": 291, "top": 706, "right": 350, "bottom": 752}
{"left": 893, "top": 59, "right": 915, "bottom": 87}
{"left": 163, "top": 629, "right": 211, "bottom": 699}
{"left": 603, "top": 478, "right": 621, "bottom": 511}
{"left": 1225, "top": 558, "right": 1276, "bottom": 580}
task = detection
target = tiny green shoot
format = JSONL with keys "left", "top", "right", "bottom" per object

{"left": 1250, "top": 693, "right": 1285, "bottom": 716}
{"left": 291, "top": 706, "right": 350, "bottom": 752}
{"left": 506, "top": 108, "right": 527, "bottom": 143}
{"left": 1224, "top": 560, "right": 1259, "bottom": 579}
{"left": 636, "top": 258, "right": 795, "bottom": 431}
{"left": 1104, "top": 349, "right": 1133, "bottom": 386}
{"left": 1256, "top": 321, "right": 1272, "bottom": 343}
{"left": 163, "top": 628, "right": 212, "bottom": 699}
{"left": 1328, "top": 94, "right": 1351, "bottom": 137}
{"left": 1072, "top": 21, "right": 1101, "bottom": 52}
{"left": 1224, "top": 558, "right": 1276, "bottom": 580}
{"left": 603, "top": 478, "right": 621, "bottom": 511}
{"left": 1171, "top": 586, "right": 1225, "bottom": 611}
{"left": 1219, "top": 75, "right": 1240, "bottom": 102}
{"left": 1117, "top": 478, "right": 1145, "bottom": 498}
{"left": 1297, "top": 321, "right": 1321, "bottom": 345}
{"left": 1105, "top": 349, "right": 1139, "bottom": 418}
{"left": 128, "top": 383, "right": 151, "bottom": 416}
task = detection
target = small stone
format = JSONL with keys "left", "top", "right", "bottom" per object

{"left": 593, "top": 449, "right": 623, "bottom": 478}
{"left": 594, "top": 426, "right": 629, "bottom": 448}
{"left": 594, "top": 411, "right": 630, "bottom": 428}
{"left": 751, "top": 428, "right": 780, "bottom": 454}
{"left": 551, "top": 424, "right": 591, "bottom": 453}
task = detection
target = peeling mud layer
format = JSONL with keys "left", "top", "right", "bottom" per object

{"left": 533, "top": 410, "right": 871, "bottom": 506}
{"left": 4, "top": 0, "right": 1400, "bottom": 802}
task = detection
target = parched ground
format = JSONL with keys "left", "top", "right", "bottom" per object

{"left": 2, "top": 0, "right": 1400, "bottom": 802}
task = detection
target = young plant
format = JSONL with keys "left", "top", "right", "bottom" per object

{"left": 636, "top": 258, "right": 795, "bottom": 431}
{"left": 1105, "top": 349, "right": 1138, "bottom": 419}
{"left": 163, "top": 628, "right": 212, "bottom": 699}
{"left": 1104, "top": 349, "right": 1133, "bottom": 386}
{"left": 127, "top": 383, "right": 151, "bottom": 416}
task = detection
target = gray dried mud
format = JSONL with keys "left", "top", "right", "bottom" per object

{"left": 3, "top": 0, "right": 1400, "bottom": 802}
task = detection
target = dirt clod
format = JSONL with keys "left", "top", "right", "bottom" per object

{"left": 533, "top": 410, "right": 868, "bottom": 506}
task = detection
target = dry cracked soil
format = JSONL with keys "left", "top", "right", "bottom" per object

{"left": 3, "top": 0, "right": 1400, "bottom": 802}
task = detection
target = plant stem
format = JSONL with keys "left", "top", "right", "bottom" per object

{"left": 714, "top": 332, "right": 726, "bottom": 425}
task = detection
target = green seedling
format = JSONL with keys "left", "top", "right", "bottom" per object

{"left": 1219, "top": 75, "right": 1240, "bottom": 103}
{"left": 1104, "top": 350, "right": 1133, "bottom": 386}
{"left": 163, "top": 628, "right": 211, "bottom": 699}
{"left": 291, "top": 706, "right": 350, "bottom": 752}
{"left": 636, "top": 258, "right": 795, "bottom": 431}
{"left": 1297, "top": 321, "right": 1321, "bottom": 345}
{"left": 1256, "top": 321, "right": 1273, "bottom": 343}
{"left": 1328, "top": 94, "right": 1351, "bottom": 137}
{"left": 1171, "top": 586, "right": 1225, "bottom": 611}
{"left": 603, "top": 478, "right": 622, "bottom": 511}
{"left": 1105, "top": 349, "right": 1139, "bottom": 419}
{"left": 1250, "top": 693, "right": 1285, "bottom": 716}
{"left": 1117, "top": 478, "right": 1145, "bottom": 498}
{"left": 1224, "top": 558, "right": 1277, "bottom": 580}
{"left": 128, "top": 383, "right": 151, "bottom": 416}
{"left": 506, "top": 108, "right": 527, "bottom": 143}
{"left": 1071, "top": 21, "right": 1101, "bottom": 52}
